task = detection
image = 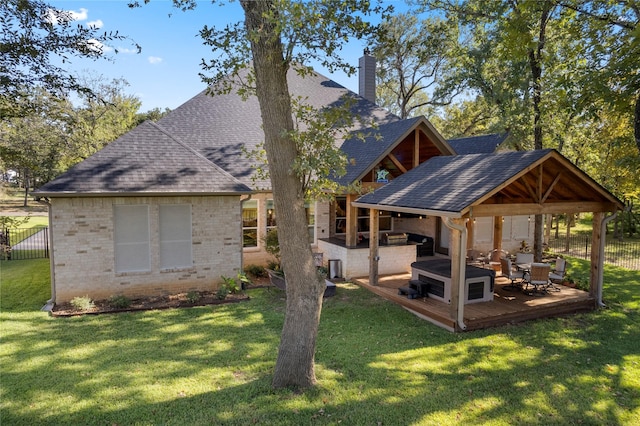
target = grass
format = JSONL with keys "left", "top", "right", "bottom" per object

{"left": 1, "top": 258, "right": 639, "bottom": 425}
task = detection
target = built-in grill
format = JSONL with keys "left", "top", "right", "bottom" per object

{"left": 381, "top": 232, "right": 408, "bottom": 246}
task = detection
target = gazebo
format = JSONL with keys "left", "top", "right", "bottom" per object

{"left": 353, "top": 149, "right": 624, "bottom": 331}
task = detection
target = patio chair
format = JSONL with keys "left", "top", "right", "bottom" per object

{"left": 525, "top": 263, "right": 551, "bottom": 294}
{"left": 515, "top": 252, "right": 534, "bottom": 270}
{"left": 500, "top": 257, "right": 524, "bottom": 290}
{"left": 549, "top": 257, "right": 567, "bottom": 283}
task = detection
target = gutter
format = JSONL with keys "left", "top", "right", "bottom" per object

{"left": 597, "top": 211, "right": 618, "bottom": 307}
{"left": 34, "top": 196, "right": 55, "bottom": 311}
{"left": 444, "top": 217, "right": 467, "bottom": 331}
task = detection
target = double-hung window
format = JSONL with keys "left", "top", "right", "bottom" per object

{"left": 242, "top": 199, "right": 258, "bottom": 248}
{"left": 267, "top": 199, "right": 316, "bottom": 243}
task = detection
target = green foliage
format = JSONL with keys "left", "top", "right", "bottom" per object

{"left": 107, "top": 295, "right": 131, "bottom": 309}
{"left": 0, "top": 0, "right": 138, "bottom": 119}
{"left": 70, "top": 295, "right": 94, "bottom": 311}
{"left": 244, "top": 264, "right": 267, "bottom": 278}
{"left": 186, "top": 291, "right": 201, "bottom": 303}
{"left": 215, "top": 285, "right": 229, "bottom": 300}
{"left": 262, "top": 228, "right": 281, "bottom": 266}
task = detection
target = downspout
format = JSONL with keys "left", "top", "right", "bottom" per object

{"left": 597, "top": 211, "right": 617, "bottom": 307}
{"left": 239, "top": 194, "right": 253, "bottom": 276}
{"left": 444, "top": 217, "right": 467, "bottom": 331}
{"left": 35, "top": 196, "right": 55, "bottom": 311}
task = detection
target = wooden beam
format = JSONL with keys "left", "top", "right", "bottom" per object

{"left": 541, "top": 172, "right": 562, "bottom": 203}
{"left": 369, "top": 208, "right": 380, "bottom": 286}
{"left": 471, "top": 201, "right": 618, "bottom": 217}
{"left": 520, "top": 176, "right": 538, "bottom": 202}
{"left": 414, "top": 129, "right": 420, "bottom": 168}
{"left": 346, "top": 193, "right": 359, "bottom": 247}
{"left": 387, "top": 152, "right": 408, "bottom": 174}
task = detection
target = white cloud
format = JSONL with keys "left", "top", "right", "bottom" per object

{"left": 86, "top": 19, "right": 104, "bottom": 29}
{"left": 85, "top": 39, "right": 114, "bottom": 54}
{"left": 69, "top": 8, "right": 89, "bottom": 21}
{"left": 45, "top": 7, "right": 88, "bottom": 25}
{"left": 148, "top": 56, "right": 163, "bottom": 65}
{"left": 118, "top": 47, "right": 139, "bottom": 54}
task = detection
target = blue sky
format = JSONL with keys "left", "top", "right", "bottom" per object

{"left": 49, "top": 1, "right": 407, "bottom": 112}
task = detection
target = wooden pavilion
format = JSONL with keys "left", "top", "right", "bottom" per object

{"left": 353, "top": 149, "right": 624, "bottom": 331}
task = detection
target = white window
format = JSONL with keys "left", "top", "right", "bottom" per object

{"left": 511, "top": 215, "right": 531, "bottom": 240}
{"left": 242, "top": 199, "right": 258, "bottom": 248}
{"left": 267, "top": 199, "right": 316, "bottom": 243}
{"left": 159, "top": 204, "right": 192, "bottom": 270}
{"left": 114, "top": 205, "right": 150, "bottom": 273}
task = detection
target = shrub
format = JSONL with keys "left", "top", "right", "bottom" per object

{"left": 70, "top": 296, "right": 94, "bottom": 311}
{"left": 216, "top": 285, "right": 228, "bottom": 300}
{"left": 108, "top": 295, "right": 131, "bottom": 309}
{"left": 244, "top": 264, "right": 266, "bottom": 278}
{"left": 220, "top": 275, "right": 241, "bottom": 294}
{"left": 186, "top": 291, "right": 201, "bottom": 303}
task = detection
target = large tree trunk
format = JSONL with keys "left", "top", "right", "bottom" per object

{"left": 241, "top": 0, "right": 325, "bottom": 389}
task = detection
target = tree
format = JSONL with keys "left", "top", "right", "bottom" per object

{"left": 1, "top": 0, "right": 137, "bottom": 118}
{"left": 370, "top": 13, "right": 462, "bottom": 119}
{"left": 64, "top": 73, "right": 142, "bottom": 165}
{"left": 132, "top": 0, "right": 388, "bottom": 389}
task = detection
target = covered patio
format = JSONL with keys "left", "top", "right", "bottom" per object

{"left": 352, "top": 149, "right": 623, "bottom": 331}
{"left": 352, "top": 269, "right": 595, "bottom": 332}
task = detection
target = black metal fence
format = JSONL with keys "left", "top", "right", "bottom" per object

{"left": 0, "top": 227, "right": 49, "bottom": 260}
{"left": 547, "top": 235, "right": 640, "bottom": 271}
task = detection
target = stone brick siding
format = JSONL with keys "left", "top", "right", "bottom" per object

{"left": 51, "top": 196, "right": 243, "bottom": 303}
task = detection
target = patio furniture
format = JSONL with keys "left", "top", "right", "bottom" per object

{"left": 409, "top": 279, "right": 430, "bottom": 297}
{"left": 515, "top": 252, "right": 534, "bottom": 271}
{"left": 549, "top": 257, "right": 567, "bottom": 283}
{"left": 500, "top": 257, "right": 525, "bottom": 290}
{"left": 398, "top": 286, "right": 419, "bottom": 299}
{"left": 407, "top": 233, "right": 434, "bottom": 257}
{"left": 525, "top": 263, "right": 551, "bottom": 294}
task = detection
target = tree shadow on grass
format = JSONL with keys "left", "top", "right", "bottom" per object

{"left": 2, "top": 276, "right": 638, "bottom": 425}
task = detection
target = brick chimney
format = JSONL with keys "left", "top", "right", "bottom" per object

{"left": 359, "top": 48, "right": 376, "bottom": 104}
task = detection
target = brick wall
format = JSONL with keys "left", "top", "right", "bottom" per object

{"left": 50, "top": 196, "right": 243, "bottom": 303}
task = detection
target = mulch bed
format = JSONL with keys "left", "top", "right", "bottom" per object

{"left": 50, "top": 287, "right": 263, "bottom": 317}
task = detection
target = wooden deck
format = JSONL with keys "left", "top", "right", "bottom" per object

{"left": 352, "top": 273, "right": 596, "bottom": 332}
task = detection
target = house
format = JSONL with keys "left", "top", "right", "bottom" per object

{"left": 35, "top": 53, "right": 622, "bottom": 318}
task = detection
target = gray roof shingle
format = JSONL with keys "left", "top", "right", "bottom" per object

{"left": 35, "top": 121, "right": 251, "bottom": 196}
{"left": 36, "top": 67, "right": 399, "bottom": 195}
{"left": 448, "top": 133, "right": 507, "bottom": 155}
{"left": 354, "top": 149, "right": 552, "bottom": 215}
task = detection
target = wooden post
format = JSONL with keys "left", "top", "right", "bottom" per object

{"left": 449, "top": 222, "right": 461, "bottom": 323}
{"left": 369, "top": 208, "right": 379, "bottom": 286}
{"left": 590, "top": 212, "right": 604, "bottom": 299}
{"left": 346, "top": 193, "right": 359, "bottom": 247}
{"left": 466, "top": 218, "right": 475, "bottom": 252}
{"left": 493, "top": 216, "right": 503, "bottom": 255}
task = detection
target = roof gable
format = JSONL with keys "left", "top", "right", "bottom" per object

{"left": 35, "top": 121, "right": 251, "bottom": 196}
{"left": 336, "top": 116, "right": 454, "bottom": 187}
{"left": 354, "top": 149, "right": 622, "bottom": 217}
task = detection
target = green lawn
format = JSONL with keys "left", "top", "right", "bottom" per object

{"left": 1, "top": 258, "right": 639, "bottom": 425}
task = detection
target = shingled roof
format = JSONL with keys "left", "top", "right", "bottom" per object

{"left": 353, "top": 150, "right": 553, "bottom": 216}
{"left": 37, "top": 67, "right": 399, "bottom": 196}
{"left": 155, "top": 67, "right": 398, "bottom": 189}
{"left": 448, "top": 133, "right": 508, "bottom": 155}
{"left": 35, "top": 121, "right": 251, "bottom": 196}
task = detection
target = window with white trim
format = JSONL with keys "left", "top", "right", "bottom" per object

{"left": 159, "top": 204, "right": 192, "bottom": 270}
{"left": 242, "top": 199, "right": 258, "bottom": 248}
{"left": 267, "top": 199, "right": 316, "bottom": 243}
{"left": 114, "top": 205, "right": 150, "bottom": 273}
